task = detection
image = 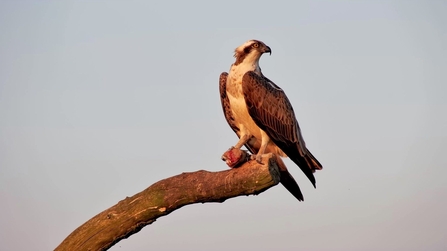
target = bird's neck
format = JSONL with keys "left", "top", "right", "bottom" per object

{"left": 231, "top": 55, "right": 262, "bottom": 75}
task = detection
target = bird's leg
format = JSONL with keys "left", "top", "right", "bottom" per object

{"left": 233, "top": 133, "right": 251, "bottom": 149}
{"left": 252, "top": 130, "right": 270, "bottom": 164}
{"left": 227, "top": 126, "right": 252, "bottom": 150}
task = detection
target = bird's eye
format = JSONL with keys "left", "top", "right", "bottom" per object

{"left": 253, "top": 43, "right": 259, "bottom": 48}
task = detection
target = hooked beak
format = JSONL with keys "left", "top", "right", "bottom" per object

{"left": 264, "top": 46, "right": 272, "bottom": 55}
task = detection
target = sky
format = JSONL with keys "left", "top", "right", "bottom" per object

{"left": 0, "top": 1, "right": 446, "bottom": 250}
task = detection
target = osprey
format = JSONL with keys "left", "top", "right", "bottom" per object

{"left": 219, "top": 39, "right": 322, "bottom": 201}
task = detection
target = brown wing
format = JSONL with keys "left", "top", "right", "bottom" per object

{"left": 219, "top": 72, "right": 239, "bottom": 135}
{"left": 242, "top": 71, "right": 320, "bottom": 187}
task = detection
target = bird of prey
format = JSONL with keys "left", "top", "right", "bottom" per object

{"left": 219, "top": 39, "right": 322, "bottom": 201}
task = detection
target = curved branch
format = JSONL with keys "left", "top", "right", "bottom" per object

{"left": 55, "top": 153, "right": 280, "bottom": 251}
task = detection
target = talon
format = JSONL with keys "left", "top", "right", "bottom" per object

{"left": 255, "top": 154, "right": 263, "bottom": 164}
{"left": 249, "top": 154, "right": 263, "bottom": 164}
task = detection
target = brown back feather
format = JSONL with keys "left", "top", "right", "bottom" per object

{"left": 242, "top": 71, "right": 321, "bottom": 187}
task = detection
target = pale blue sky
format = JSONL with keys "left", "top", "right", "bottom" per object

{"left": 1, "top": 1, "right": 446, "bottom": 250}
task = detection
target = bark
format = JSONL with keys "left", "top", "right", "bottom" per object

{"left": 55, "top": 153, "right": 280, "bottom": 251}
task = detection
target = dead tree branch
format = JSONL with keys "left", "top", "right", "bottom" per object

{"left": 55, "top": 153, "right": 280, "bottom": 251}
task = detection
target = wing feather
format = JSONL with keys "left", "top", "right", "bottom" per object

{"left": 242, "top": 71, "right": 306, "bottom": 155}
{"left": 219, "top": 72, "right": 239, "bottom": 135}
{"left": 242, "top": 71, "right": 318, "bottom": 186}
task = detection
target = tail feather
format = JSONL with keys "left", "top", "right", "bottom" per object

{"left": 288, "top": 148, "right": 322, "bottom": 189}
{"left": 274, "top": 155, "right": 304, "bottom": 201}
{"left": 305, "top": 149, "right": 323, "bottom": 172}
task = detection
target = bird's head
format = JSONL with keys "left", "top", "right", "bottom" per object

{"left": 233, "top": 39, "right": 271, "bottom": 65}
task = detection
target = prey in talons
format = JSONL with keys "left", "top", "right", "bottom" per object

{"left": 221, "top": 147, "right": 250, "bottom": 168}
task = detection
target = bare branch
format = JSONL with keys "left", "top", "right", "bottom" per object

{"left": 55, "top": 153, "right": 280, "bottom": 251}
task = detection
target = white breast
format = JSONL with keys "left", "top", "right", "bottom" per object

{"left": 226, "top": 75, "right": 262, "bottom": 141}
